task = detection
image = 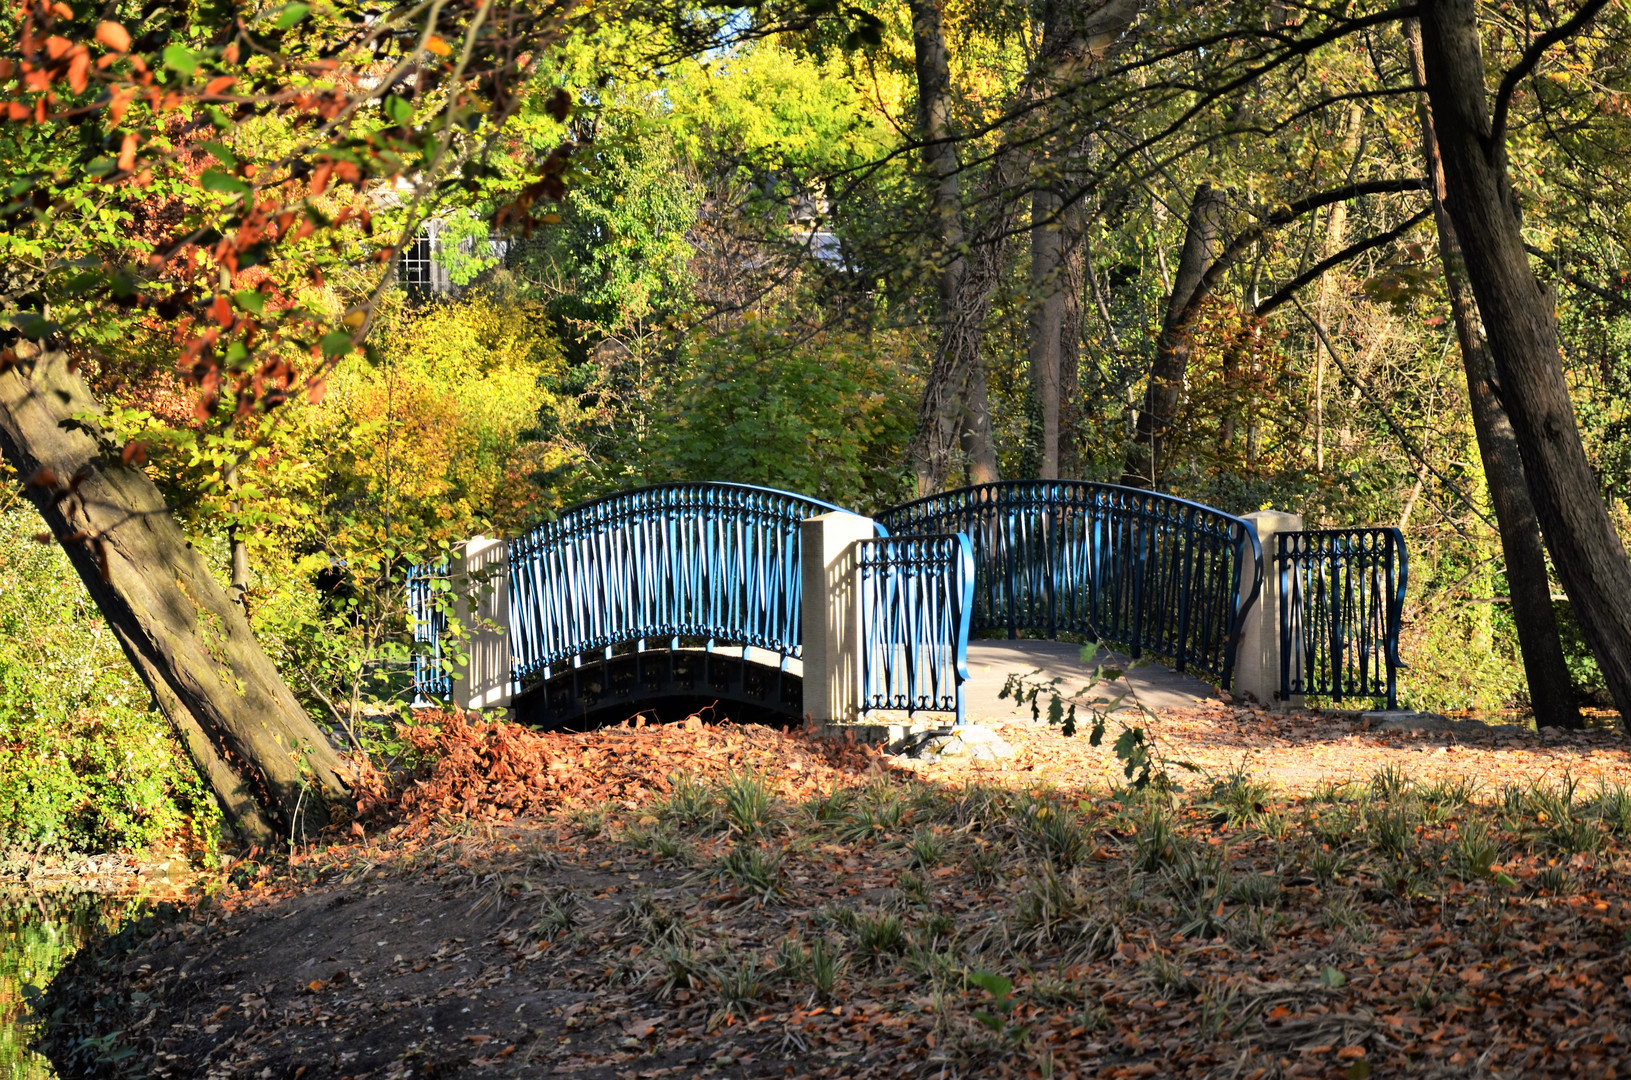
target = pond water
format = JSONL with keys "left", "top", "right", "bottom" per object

{"left": 0, "top": 893, "right": 138, "bottom": 1080}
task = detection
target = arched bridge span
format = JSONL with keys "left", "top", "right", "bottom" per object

{"left": 409, "top": 481, "right": 1406, "bottom": 726}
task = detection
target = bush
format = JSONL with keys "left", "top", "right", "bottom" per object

{"left": 0, "top": 503, "right": 215, "bottom": 854}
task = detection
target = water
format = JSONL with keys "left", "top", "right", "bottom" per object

{"left": 0, "top": 893, "right": 138, "bottom": 1079}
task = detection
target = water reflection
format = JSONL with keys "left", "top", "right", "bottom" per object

{"left": 0, "top": 893, "right": 138, "bottom": 1080}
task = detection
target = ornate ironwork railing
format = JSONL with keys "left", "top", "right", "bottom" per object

{"left": 877, "top": 481, "right": 1261, "bottom": 685}
{"left": 407, "top": 558, "right": 451, "bottom": 702}
{"left": 506, "top": 482, "right": 849, "bottom": 684}
{"left": 857, "top": 533, "right": 974, "bottom": 725}
{"left": 1277, "top": 527, "right": 1408, "bottom": 710}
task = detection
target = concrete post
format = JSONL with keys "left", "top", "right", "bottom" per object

{"left": 452, "top": 536, "right": 513, "bottom": 714}
{"left": 1234, "top": 510, "right": 1303, "bottom": 709}
{"left": 800, "top": 511, "right": 876, "bottom": 724}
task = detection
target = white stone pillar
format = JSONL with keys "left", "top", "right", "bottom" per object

{"left": 800, "top": 512, "right": 876, "bottom": 724}
{"left": 452, "top": 536, "right": 513, "bottom": 714}
{"left": 1234, "top": 510, "right": 1303, "bottom": 709}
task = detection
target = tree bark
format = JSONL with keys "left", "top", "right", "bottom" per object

{"left": 1029, "top": 183, "right": 1066, "bottom": 479}
{"left": 1122, "top": 182, "right": 1226, "bottom": 487}
{"left": 1418, "top": 0, "right": 1631, "bottom": 725}
{"left": 1404, "top": 21, "right": 1579, "bottom": 729}
{"left": 0, "top": 342, "right": 352, "bottom": 836}
{"left": 1058, "top": 193, "right": 1085, "bottom": 478}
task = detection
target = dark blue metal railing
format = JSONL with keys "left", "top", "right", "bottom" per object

{"left": 877, "top": 481, "right": 1261, "bottom": 685}
{"left": 506, "top": 483, "right": 849, "bottom": 685}
{"left": 858, "top": 533, "right": 974, "bottom": 725}
{"left": 407, "top": 559, "right": 451, "bottom": 702}
{"left": 1277, "top": 528, "right": 1407, "bottom": 710}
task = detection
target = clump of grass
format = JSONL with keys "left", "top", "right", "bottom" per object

{"left": 1453, "top": 817, "right": 1501, "bottom": 881}
{"left": 1133, "top": 807, "right": 1183, "bottom": 872}
{"left": 1140, "top": 952, "right": 1193, "bottom": 996}
{"left": 1370, "top": 764, "right": 1413, "bottom": 801}
{"left": 1366, "top": 803, "right": 1419, "bottom": 860}
{"left": 657, "top": 772, "right": 715, "bottom": 829}
{"left": 805, "top": 785, "right": 856, "bottom": 823}
{"left": 964, "top": 843, "right": 1005, "bottom": 884}
{"left": 1594, "top": 781, "right": 1631, "bottom": 836}
{"left": 906, "top": 827, "right": 944, "bottom": 869}
{"left": 849, "top": 910, "right": 907, "bottom": 960}
{"left": 649, "top": 941, "right": 704, "bottom": 1000}
{"left": 1207, "top": 764, "right": 1272, "bottom": 827}
{"left": 704, "top": 951, "right": 765, "bottom": 1025}
{"left": 712, "top": 842, "right": 784, "bottom": 901}
{"left": 1227, "top": 872, "right": 1281, "bottom": 909}
{"left": 1010, "top": 867, "right": 1121, "bottom": 959}
{"left": 1307, "top": 845, "right": 1349, "bottom": 885}
{"left": 1320, "top": 890, "right": 1372, "bottom": 943}
{"left": 1018, "top": 799, "right": 1090, "bottom": 867}
{"left": 721, "top": 772, "right": 774, "bottom": 835}
{"left": 531, "top": 888, "right": 582, "bottom": 941}
{"left": 836, "top": 798, "right": 906, "bottom": 843}
{"left": 808, "top": 937, "right": 845, "bottom": 998}
{"left": 616, "top": 892, "right": 694, "bottom": 948}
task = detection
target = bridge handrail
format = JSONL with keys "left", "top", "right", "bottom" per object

{"left": 508, "top": 481, "right": 858, "bottom": 681}
{"left": 876, "top": 480, "right": 1262, "bottom": 685}
{"left": 857, "top": 532, "right": 974, "bottom": 725}
{"left": 1276, "top": 526, "right": 1407, "bottom": 709}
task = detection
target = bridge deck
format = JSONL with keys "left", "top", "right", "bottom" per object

{"left": 962, "top": 639, "right": 1220, "bottom": 723}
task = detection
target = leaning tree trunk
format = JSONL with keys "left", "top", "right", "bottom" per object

{"left": 1418, "top": 0, "right": 1631, "bottom": 725}
{"left": 1405, "top": 20, "right": 1580, "bottom": 729}
{"left": 0, "top": 342, "right": 351, "bottom": 837}
{"left": 1122, "top": 182, "right": 1226, "bottom": 487}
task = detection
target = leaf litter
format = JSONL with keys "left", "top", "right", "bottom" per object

{"left": 36, "top": 703, "right": 1631, "bottom": 1079}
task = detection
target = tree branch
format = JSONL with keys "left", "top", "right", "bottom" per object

{"left": 1256, "top": 205, "right": 1433, "bottom": 317}
{"left": 1490, "top": 0, "right": 1611, "bottom": 148}
{"left": 1525, "top": 243, "right": 1631, "bottom": 316}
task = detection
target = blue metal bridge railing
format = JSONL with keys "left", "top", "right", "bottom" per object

{"left": 858, "top": 533, "right": 975, "bottom": 726}
{"left": 407, "top": 558, "right": 450, "bottom": 703}
{"left": 1277, "top": 527, "right": 1408, "bottom": 710}
{"left": 876, "top": 481, "right": 1262, "bottom": 686}
{"left": 505, "top": 483, "right": 849, "bottom": 685}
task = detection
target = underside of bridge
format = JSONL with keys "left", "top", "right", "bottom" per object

{"left": 510, "top": 648, "right": 805, "bottom": 731}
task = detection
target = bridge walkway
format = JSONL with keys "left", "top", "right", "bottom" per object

{"left": 962, "top": 639, "right": 1219, "bottom": 724}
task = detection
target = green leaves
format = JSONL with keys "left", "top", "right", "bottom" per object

{"left": 319, "top": 330, "right": 355, "bottom": 358}
{"left": 272, "top": 3, "right": 310, "bottom": 29}
{"left": 162, "top": 43, "right": 200, "bottom": 77}
{"left": 233, "top": 290, "right": 266, "bottom": 315}
{"left": 200, "top": 170, "right": 251, "bottom": 196}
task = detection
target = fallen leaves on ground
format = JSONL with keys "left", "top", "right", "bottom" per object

{"left": 37, "top": 704, "right": 1631, "bottom": 1080}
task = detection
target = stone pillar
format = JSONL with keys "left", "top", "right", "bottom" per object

{"left": 1234, "top": 510, "right": 1303, "bottom": 709}
{"left": 453, "top": 536, "right": 513, "bottom": 714}
{"left": 800, "top": 512, "right": 876, "bottom": 724}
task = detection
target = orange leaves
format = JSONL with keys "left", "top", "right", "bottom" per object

{"left": 424, "top": 34, "right": 452, "bottom": 57}
{"left": 116, "top": 131, "right": 136, "bottom": 171}
{"left": 94, "top": 20, "right": 130, "bottom": 52}
{"left": 204, "top": 75, "right": 234, "bottom": 96}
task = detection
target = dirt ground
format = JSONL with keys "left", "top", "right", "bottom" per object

{"left": 35, "top": 705, "right": 1631, "bottom": 1080}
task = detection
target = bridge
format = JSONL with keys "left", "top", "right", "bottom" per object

{"left": 408, "top": 481, "right": 1407, "bottom": 731}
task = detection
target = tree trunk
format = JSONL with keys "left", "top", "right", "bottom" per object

{"left": 1418, "top": 0, "right": 1631, "bottom": 725}
{"left": 1122, "top": 182, "right": 1227, "bottom": 487}
{"left": 905, "top": 0, "right": 975, "bottom": 495}
{"left": 1029, "top": 184, "right": 1066, "bottom": 479}
{"left": 0, "top": 342, "right": 352, "bottom": 836}
{"left": 1404, "top": 20, "right": 1579, "bottom": 728}
{"left": 1058, "top": 193, "right": 1085, "bottom": 478}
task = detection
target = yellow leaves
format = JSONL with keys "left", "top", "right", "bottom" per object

{"left": 425, "top": 35, "right": 452, "bottom": 57}
{"left": 95, "top": 20, "right": 131, "bottom": 52}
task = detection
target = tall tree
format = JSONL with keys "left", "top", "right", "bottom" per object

{"left": 1122, "top": 182, "right": 1226, "bottom": 487}
{"left": 1404, "top": 20, "right": 1580, "bottom": 729}
{"left": 1417, "top": 0, "right": 1631, "bottom": 724}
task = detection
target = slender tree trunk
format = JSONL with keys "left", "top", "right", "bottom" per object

{"left": 1029, "top": 184, "right": 1066, "bottom": 479}
{"left": 0, "top": 342, "right": 352, "bottom": 836}
{"left": 1122, "top": 182, "right": 1226, "bottom": 487}
{"left": 905, "top": 0, "right": 976, "bottom": 495}
{"left": 1058, "top": 193, "right": 1085, "bottom": 478}
{"left": 1418, "top": 0, "right": 1631, "bottom": 726}
{"left": 1405, "top": 20, "right": 1579, "bottom": 728}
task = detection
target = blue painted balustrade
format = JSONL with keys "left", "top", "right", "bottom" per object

{"left": 857, "top": 533, "right": 975, "bottom": 725}
{"left": 876, "top": 481, "right": 1261, "bottom": 685}
{"left": 505, "top": 483, "right": 847, "bottom": 684}
{"left": 1277, "top": 527, "right": 1408, "bottom": 710}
